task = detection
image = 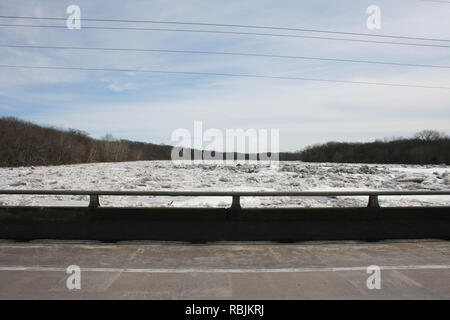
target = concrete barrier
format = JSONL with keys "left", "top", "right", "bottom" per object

{"left": 0, "top": 206, "right": 449, "bottom": 242}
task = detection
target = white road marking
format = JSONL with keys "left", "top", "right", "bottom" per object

{"left": 0, "top": 265, "right": 449, "bottom": 273}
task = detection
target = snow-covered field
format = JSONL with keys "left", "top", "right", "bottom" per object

{"left": 0, "top": 161, "right": 449, "bottom": 208}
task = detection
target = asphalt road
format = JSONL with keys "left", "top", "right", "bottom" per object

{"left": 0, "top": 240, "right": 449, "bottom": 299}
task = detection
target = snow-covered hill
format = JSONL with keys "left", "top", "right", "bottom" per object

{"left": 0, "top": 161, "right": 449, "bottom": 207}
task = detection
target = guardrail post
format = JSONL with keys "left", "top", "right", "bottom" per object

{"left": 89, "top": 194, "right": 100, "bottom": 208}
{"left": 368, "top": 195, "right": 380, "bottom": 208}
{"left": 231, "top": 195, "right": 241, "bottom": 210}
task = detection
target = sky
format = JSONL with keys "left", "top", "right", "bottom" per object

{"left": 0, "top": 0, "right": 449, "bottom": 151}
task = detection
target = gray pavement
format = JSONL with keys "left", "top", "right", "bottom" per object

{"left": 0, "top": 240, "right": 449, "bottom": 299}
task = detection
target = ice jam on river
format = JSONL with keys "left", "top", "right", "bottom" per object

{"left": 0, "top": 161, "right": 448, "bottom": 208}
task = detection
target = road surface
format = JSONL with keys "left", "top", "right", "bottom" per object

{"left": 0, "top": 239, "right": 449, "bottom": 299}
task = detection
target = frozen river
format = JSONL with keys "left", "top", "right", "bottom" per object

{"left": 0, "top": 161, "right": 449, "bottom": 207}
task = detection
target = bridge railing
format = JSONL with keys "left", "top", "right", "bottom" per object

{"left": 0, "top": 190, "right": 449, "bottom": 209}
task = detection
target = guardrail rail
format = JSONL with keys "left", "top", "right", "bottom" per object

{"left": 0, "top": 189, "right": 449, "bottom": 209}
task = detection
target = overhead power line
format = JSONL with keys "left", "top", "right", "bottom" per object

{"left": 0, "top": 64, "right": 448, "bottom": 90}
{"left": 1, "top": 24, "right": 450, "bottom": 48}
{"left": 2, "top": 44, "right": 449, "bottom": 69}
{"left": 0, "top": 15, "right": 449, "bottom": 42}
{"left": 422, "top": 0, "right": 450, "bottom": 3}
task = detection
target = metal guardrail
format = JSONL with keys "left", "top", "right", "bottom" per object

{"left": 0, "top": 189, "right": 449, "bottom": 209}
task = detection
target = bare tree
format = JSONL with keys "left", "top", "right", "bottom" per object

{"left": 102, "top": 133, "right": 115, "bottom": 142}
{"left": 414, "top": 130, "right": 446, "bottom": 141}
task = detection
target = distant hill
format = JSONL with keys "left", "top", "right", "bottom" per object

{"left": 281, "top": 130, "right": 450, "bottom": 164}
{"left": 0, "top": 117, "right": 448, "bottom": 166}
{"left": 0, "top": 117, "right": 172, "bottom": 167}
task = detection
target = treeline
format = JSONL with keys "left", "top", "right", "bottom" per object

{"left": 0, "top": 117, "right": 172, "bottom": 167}
{"left": 281, "top": 130, "right": 450, "bottom": 164}
{"left": 1, "top": 117, "right": 448, "bottom": 166}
